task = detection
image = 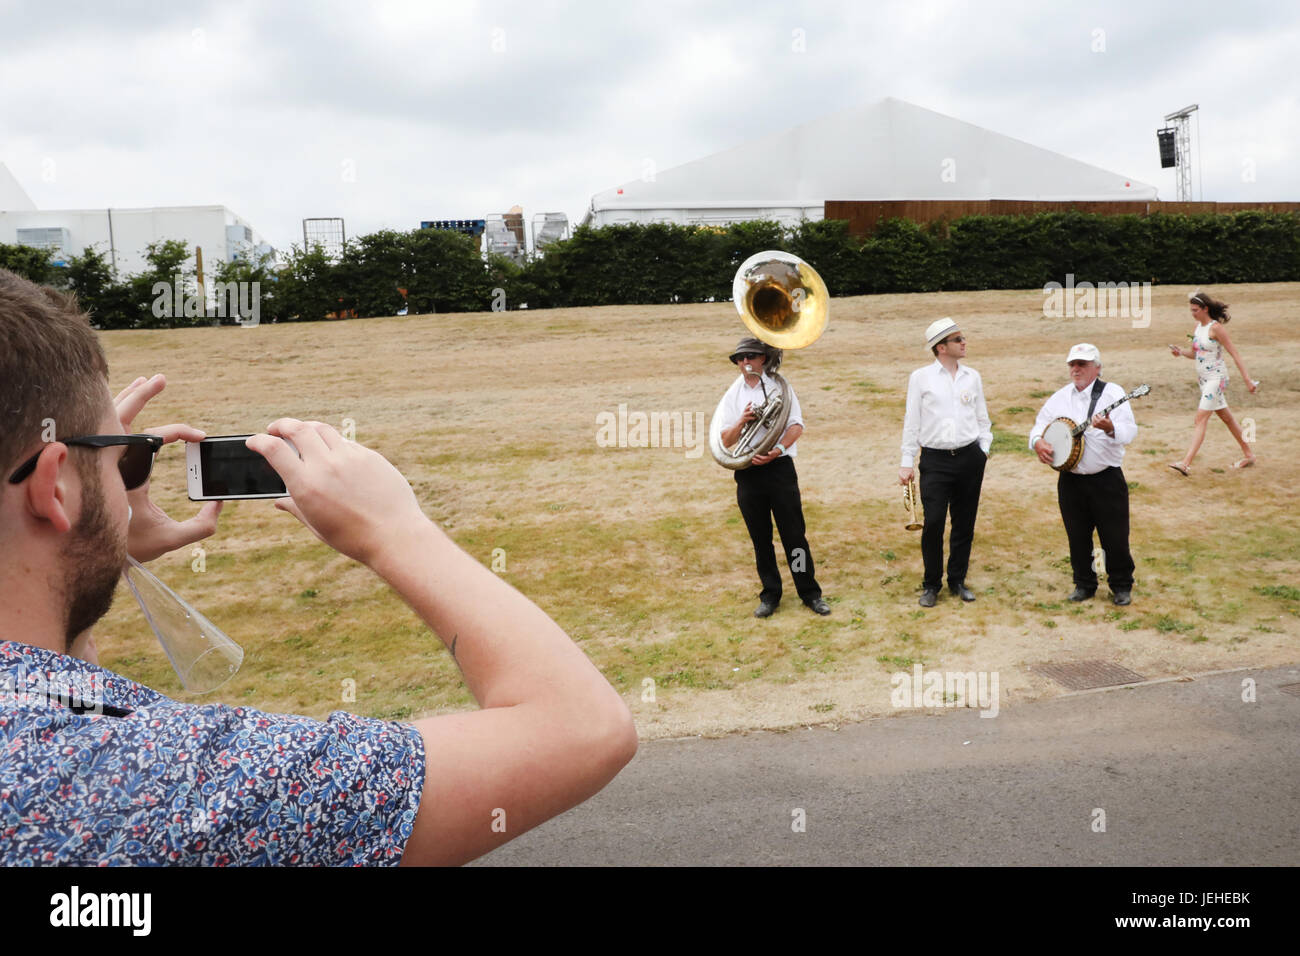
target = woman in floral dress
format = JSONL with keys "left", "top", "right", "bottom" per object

{"left": 1168, "top": 290, "right": 1257, "bottom": 475}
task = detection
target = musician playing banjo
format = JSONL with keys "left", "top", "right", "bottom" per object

{"left": 719, "top": 336, "right": 830, "bottom": 618}
{"left": 1029, "top": 344, "right": 1138, "bottom": 606}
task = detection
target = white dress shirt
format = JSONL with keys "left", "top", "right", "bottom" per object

{"left": 720, "top": 372, "right": 804, "bottom": 458}
{"left": 1029, "top": 379, "right": 1137, "bottom": 474}
{"left": 899, "top": 361, "right": 993, "bottom": 468}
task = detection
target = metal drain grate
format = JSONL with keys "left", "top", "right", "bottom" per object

{"left": 1031, "top": 660, "right": 1147, "bottom": 690}
{"left": 1279, "top": 683, "right": 1300, "bottom": 698}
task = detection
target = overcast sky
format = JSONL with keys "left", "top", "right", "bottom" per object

{"left": 2, "top": 0, "right": 1296, "bottom": 251}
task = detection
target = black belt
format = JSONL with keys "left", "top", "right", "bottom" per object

{"left": 921, "top": 441, "right": 978, "bottom": 456}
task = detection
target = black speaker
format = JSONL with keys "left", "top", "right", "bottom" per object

{"left": 1157, "top": 129, "right": 1178, "bottom": 168}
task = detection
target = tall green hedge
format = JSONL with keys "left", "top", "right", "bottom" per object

{"left": 6, "top": 209, "right": 1297, "bottom": 327}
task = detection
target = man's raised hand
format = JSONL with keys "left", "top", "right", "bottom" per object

{"left": 246, "top": 419, "right": 428, "bottom": 567}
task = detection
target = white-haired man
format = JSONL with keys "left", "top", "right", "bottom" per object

{"left": 1029, "top": 343, "right": 1137, "bottom": 605}
{"left": 898, "top": 318, "right": 992, "bottom": 608}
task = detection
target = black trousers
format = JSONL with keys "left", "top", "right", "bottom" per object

{"left": 1057, "top": 466, "right": 1135, "bottom": 592}
{"left": 918, "top": 442, "right": 986, "bottom": 590}
{"left": 735, "top": 456, "right": 822, "bottom": 605}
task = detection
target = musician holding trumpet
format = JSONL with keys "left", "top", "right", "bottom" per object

{"left": 719, "top": 337, "right": 829, "bottom": 618}
{"left": 899, "top": 318, "right": 992, "bottom": 608}
{"left": 1030, "top": 344, "right": 1137, "bottom": 605}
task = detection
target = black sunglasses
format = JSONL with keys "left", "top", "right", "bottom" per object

{"left": 734, "top": 352, "right": 763, "bottom": 362}
{"left": 7, "top": 434, "right": 164, "bottom": 490}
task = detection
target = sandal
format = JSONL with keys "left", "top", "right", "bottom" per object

{"left": 1232, "top": 456, "right": 1257, "bottom": 469}
{"left": 1169, "top": 463, "right": 1190, "bottom": 476}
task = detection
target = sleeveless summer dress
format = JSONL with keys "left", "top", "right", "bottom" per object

{"left": 1192, "top": 320, "right": 1228, "bottom": 411}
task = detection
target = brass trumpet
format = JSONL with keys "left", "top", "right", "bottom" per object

{"left": 903, "top": 475, "right": 923, "bottom": 531}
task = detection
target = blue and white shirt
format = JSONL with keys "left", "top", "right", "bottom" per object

{"left": 0, "top": 640, "right": 425, "bottom": 866}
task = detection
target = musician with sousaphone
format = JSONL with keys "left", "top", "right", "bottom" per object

{"left": 1030, "top": 343, "right": 1143, "bottom": 606}
{"left": 710, "top": 251, "right": 831, "bottom": 619}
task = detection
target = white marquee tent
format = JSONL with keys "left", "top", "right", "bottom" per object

{"left": 584, "top": 97, "right": 1157, "bottom": 228}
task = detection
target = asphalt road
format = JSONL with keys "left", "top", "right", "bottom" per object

{"left": 474, "top": 665, "right": 1300, "bottom": 866}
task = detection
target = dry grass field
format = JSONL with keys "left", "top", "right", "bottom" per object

{"left": 94, "top": 283, "right": 1300, "bottom": 738}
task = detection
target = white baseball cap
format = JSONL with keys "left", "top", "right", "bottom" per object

{"left": 1066, "top": 343, "right": 1101, "bottom": 364}
{"left": 925, "top": 317, "right": 960, "bottom": 350}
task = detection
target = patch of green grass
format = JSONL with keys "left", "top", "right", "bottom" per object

{"left": 1118, "top": 619, "right": 1141, "bottom": 631}
{"left": 657, "top": 669, "right": 699, "bottom": 688}
{"left": 1153, "top": 615, "right": 1194, "bottom": 634}
{"left": 810, "top": 701, "right": 836, "bottom": 713}
{"left": 1029, "top": 390, "right": 1053, "bottom": 399}
{"left": 878, "top": 654, "right": 919, "bottom": 669}
{"left": 853, "top": 380, "right": 886, "bottom": 393}
{"left": 1002, "top": 406, "right": 1032, "bottom": 415}
{"left": 990, "top": 427, "right": 1032, "bottom": 456}
{"left": 1254, "top": 585, "right": 1300, "bottom": 602}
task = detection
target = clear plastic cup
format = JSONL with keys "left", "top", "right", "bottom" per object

{"left": 122, "top": 557, "right": 244, "bottom": 693}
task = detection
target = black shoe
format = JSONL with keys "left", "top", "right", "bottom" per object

{"left": 806, "top": 598, "right": 831, "bottom": 616}
{"left": 754, "top": 601, "right": 778, "bottom": 618}
{"left": 1111, "top": 589, "right": 1132, "bottom": 606}
{"left": 949, "top": 582, "right": 976, "bottom": 602}
{"left": 1068, "top": 587, "right": 1096, "bottom": 602}
{"left": 919, "top": 588, "right": 938, "bottom": 608}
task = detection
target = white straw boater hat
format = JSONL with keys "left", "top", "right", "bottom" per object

{"left": 925, "top": 317, "right": 960, "bottom": 350}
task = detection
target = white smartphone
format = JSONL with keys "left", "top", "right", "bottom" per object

{"left": 186, "top": 435, "right": 297, "bottom": 500}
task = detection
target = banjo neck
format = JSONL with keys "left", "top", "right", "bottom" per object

{"left": 1068, "top": 385, "right": 1149, "bottom": 438}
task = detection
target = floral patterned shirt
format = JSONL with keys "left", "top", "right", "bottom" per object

{"left": 0, "top": 640, "right": 425, "bottom": 866}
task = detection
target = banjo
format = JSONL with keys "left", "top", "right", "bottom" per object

{"left": 1043, "top": 383, "right": 1150, "bottom": 471}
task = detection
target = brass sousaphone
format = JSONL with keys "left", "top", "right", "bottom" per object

{"left": 708, "top": 251, "right": 829, "bottom": 469}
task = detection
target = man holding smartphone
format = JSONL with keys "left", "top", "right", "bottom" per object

{"left": 0, "top": 267, "right": 636, "bottom": 866}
